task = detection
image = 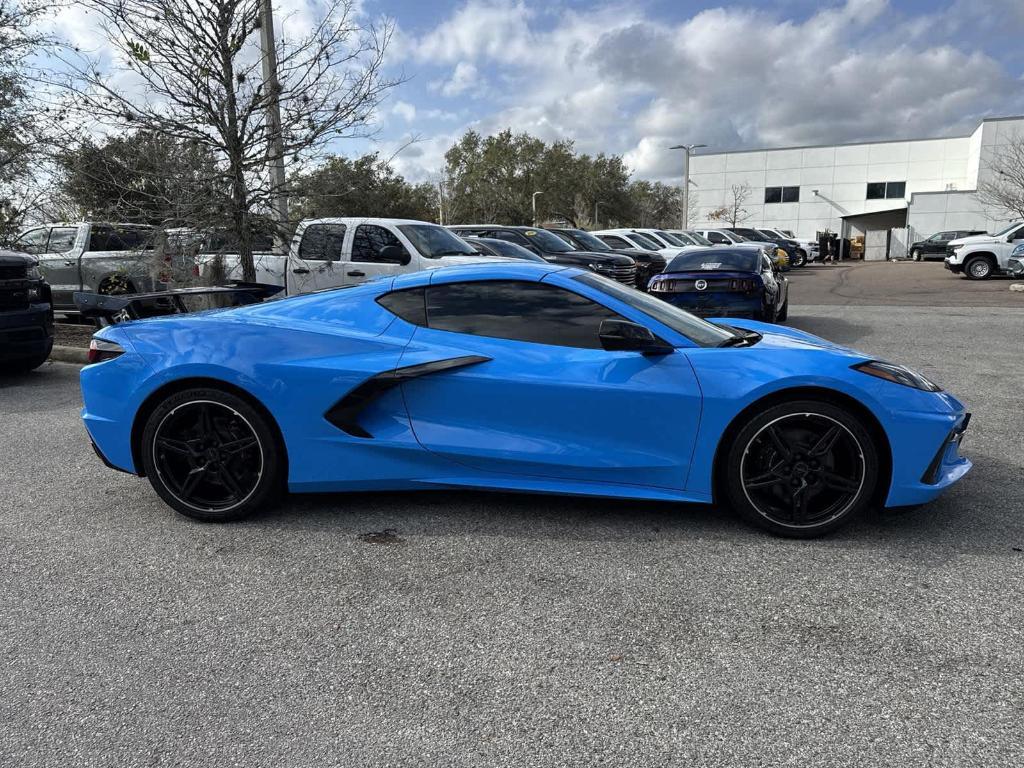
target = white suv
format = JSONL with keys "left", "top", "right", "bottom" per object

{"left": 945, "top": 221, "right": 1024, "bottom": 279}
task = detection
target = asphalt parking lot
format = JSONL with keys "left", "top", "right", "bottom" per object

{"left": 2, "top": 262, "right": 1022, "bottom": 766}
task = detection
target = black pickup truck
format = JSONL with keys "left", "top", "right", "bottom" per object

{"left": 1, "top": 250, "right": 54, "bottom": 373}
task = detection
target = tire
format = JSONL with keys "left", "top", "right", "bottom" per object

{"left": 911, "top": 249, "right": 921, "bottom": 261}
{"left": 791, "top": 250, "right": 807, "bottom": 268}
{"left": 723, "top": 400, "right": 880, "bottom": 538}
{"left": 777, "top": 299, "right": 789, "bottom": 322}
{"left": 140, "top": 387, "right": 284, "bottom": 522}
{"left": 964, "top": 256, "right": 994, "bottom": 280}
{"left": 759, "top": 304, "right": 778, "bottom": 323}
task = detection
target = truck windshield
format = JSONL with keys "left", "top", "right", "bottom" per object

{"left": 628, "top": 232, "right": 663, "bottom": 250}
{"left": 566, "top": 230, "right": 611, "bottom": 252}
{"left": 523, "top": 229, "right": 574, "bottom": 252}
{"left": 398, "top": 224, "right": 478, "bottom": 258}
{"left": 655, "top": 230, "right": 687, "bottom": 247}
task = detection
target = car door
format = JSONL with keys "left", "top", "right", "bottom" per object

{"left": 346, "top": 223, "right": 415, "bottom": 286}
{"left": 927, "top": 232, "right": 951, "bottom": 255}
{"left": 30, "top": 226, "right": 82, "bottom": 309}
{"left": 705, "top": 231, "right": 732, "bottom": 245}
{"left": 288, "top": 222, "right": 348, "bottom": 294}
{"left": 397, "top": 276, "right": 703, "bottom": 490}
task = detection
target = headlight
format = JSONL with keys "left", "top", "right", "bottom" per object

{"left": 950, "top": 244, "right": 964, "bottom": 252}
{"left": 26, "top": 265, "right": 41, "bottom": 280}
{"left": 852, "top": 360, "right": 941, "bottom": 392}
{"left": 1011, "top": 244, "right": 1024, "bottom": 257}
{"left": 590, "top": 262, "right": 615, "bottom": 272}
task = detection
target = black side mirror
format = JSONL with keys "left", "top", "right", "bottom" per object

{"left": 379, "top": 244, "right": 411, "bottom": 265}
{"left": 598, "top": 319, "right": 673, "bottom": 355}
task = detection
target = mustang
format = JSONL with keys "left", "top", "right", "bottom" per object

{"left": 80, "top": 262, "right": 971, "bottom": 537}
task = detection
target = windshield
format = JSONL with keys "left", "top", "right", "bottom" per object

{"left": 472, "top": 237, "right": 546, "bottom": 262}
{"left": 755, "top": 229, "right": 783, "bottom": 241}
{"left": 523, "top": 228, "right": 574, "bottom": 252}
{"left": 684, "top": 231, "right": 713, "bottom": 246}
{"left": 398, "top": 224, "right": 477, "bottom": 258}
{"left": 627, "top": 232, "right": 663, "bottom": 250}
{"left": 992, "top": 222, "right": 1022, "bottom": 237}
{"left": 567, "top": 230, "right": 611, "bottom": 251}
{"left": 655, "top": 230, "right": 687, "bottom": 247}
{"left": 666, "top": 249, "right": 760, "bottom": 272}
{"left": 573, "top": 272, "right": 734, "bottom": 347}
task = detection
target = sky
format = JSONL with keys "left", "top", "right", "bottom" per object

{"left": 51, "top": 0, "right": 1024, "bottom": 184}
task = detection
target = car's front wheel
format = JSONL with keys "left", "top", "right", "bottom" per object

{"left": 964, "top": 256, "right": 994, "bottom": 280}
{"left": 723, "top": 400, "right": 879, "bottom": 537}
{"left": 911, "top": 248, "right": 922, "bottom": 261}
{"left": 140, "top": 387, "right": 284, "bottom": 522}
{"left": 791, "top": 250, "right": 807, "bottom": 268}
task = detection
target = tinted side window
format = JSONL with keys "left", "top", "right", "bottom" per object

{"left": 352, "top": 224, "right": 410, "bottom": 263}
{"left": 425, "top": 280, "right": 621, "bottom": 349}
{"left": 601, "top": 236, "right": 629, "bottom": 249}
{"left": 491, "top": 231, "right": 529, "bottom": 248}
{"left": 707, "top": 231, "right": 729, "bottom": 244}
{"left": 299, "top": 223, "right": 346, "bottom": 262}
{"left": 377, "top": 287, "right": 427, "bottom": 326}
{"left": 47, "top": 227, "right": 79, "bottom": 253}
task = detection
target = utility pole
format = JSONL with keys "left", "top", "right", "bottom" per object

{"left": 532, "top": 191, "right": 543, "bottom": 226}
{"left": 669, "top": 143, "right": 706, "bottom": 229}
{"left": 260, "top": 0, "right": 288, "bottom": 244}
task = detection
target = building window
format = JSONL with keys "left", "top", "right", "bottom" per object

{"left": 765, "top": 186, "right": 799, "bottom": 204}
{"left": 867, "top": 181, "right": 905, "bottom": 200}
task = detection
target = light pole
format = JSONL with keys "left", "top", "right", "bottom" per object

{"left": 532, "top": 191, "right": 543, "bottom": 226}
{"left": 593, "top": 200, "right": 604, "bottom": 229}
{"left": 260, "top": 0, "right": 288, "bottom": 238}
{"left": 669, "top": 143, "right": 706, "bottom": 230}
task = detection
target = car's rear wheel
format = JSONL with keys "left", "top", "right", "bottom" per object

{"left": 140, "top": 388, "right": 283, "bottom": 522}
{"left": 964, "top": 256, "right": 994, "bottom": 280}
{"left": 911, "top": 248, "right": 921, "bottom": 261}
{"left": 723, "top": 400, "right": 879, "bottom": 537}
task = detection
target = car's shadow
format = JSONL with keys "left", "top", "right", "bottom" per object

{"left": 784, "top": 314, "right": 874, "bottom": 346}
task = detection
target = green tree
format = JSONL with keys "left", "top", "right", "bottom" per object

{"left": 291, "top": 153, "right": 437, "bottom": 221}
{"left": 56, "top": 131, "right": 227, "bottom": 227}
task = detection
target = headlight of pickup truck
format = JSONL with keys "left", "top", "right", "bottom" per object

{"left": 949, "top": 244, "right": 964, "bottom": 252}
{"left": 26, "top": 264, "right": 41, "bottom": 280}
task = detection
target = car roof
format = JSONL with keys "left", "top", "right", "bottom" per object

{"left": 300, "top": 217, "right": 441, "bottom": 227}
{"left": 390, "top": 260, "right": 564, "bottom": 289}
{"left": 448, "top": 225, "right": 539, "bottom": 231}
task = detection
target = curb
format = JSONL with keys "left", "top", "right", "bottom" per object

{"left": 49, "top": 345, "right": 89, "bottom": 365}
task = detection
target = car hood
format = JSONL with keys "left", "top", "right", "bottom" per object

{"left": 0, "top": 249, "right": 36, "bottom": 267}
{"left": 551, "top": 250, "right": 635, "bottom": 266}
{"left": 602, "top": 248, "right": 664, "bottom": 265}
{"left": 710, "top": 317, "right": 863, "bottom": 355}
{"left": 947, "top": 234, "right": 995, "bottom": 246}
{"left": 427, "top": 253, "right": 517, "bottom": 266}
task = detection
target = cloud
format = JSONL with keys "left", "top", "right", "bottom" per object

{"left": 436, "top": 61, "right": 479, "bottom": 97}
{"left": 390, "top": 0, "right": 1023, "bottom": 182}
{"left": 391, "top": 100, "right": 417, "bottom": 122}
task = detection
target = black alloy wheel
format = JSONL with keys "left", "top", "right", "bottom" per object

{"left": 724, "top": 400, "right": 879, "bottom": 537}
{"left": 141, "top": 388, "right": 283, "bottom": 521}
{"left": 911, "top": 248, "right": 922, "bottom": 261}
{"left": 792, "top": 250, "right": 807, "bottom": 267}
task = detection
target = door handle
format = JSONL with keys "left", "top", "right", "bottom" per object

{"left": 347, "top": 270, "right": 366, "bottom": 277}
{"left": 64, "top": 260, "right": 76, "bottom": 266}
{"left": 292, "top": 267, "right": 310, "bottom": 274}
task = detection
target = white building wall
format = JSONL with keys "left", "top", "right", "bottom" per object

{"left": 687, "top": 116, "right": 1024, "bottom": 239}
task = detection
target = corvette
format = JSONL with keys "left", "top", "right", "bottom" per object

{"left": 80, "top": 262, "right": 971, "bottom": 537}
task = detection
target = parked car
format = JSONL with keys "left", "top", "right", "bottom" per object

{"left": 665, "top": 230, "right": 714, "bottom": 247}
{"left": 0, "top": 249, "right": 54, "bottom": 372}
{"left": 722, "top": 227, "right": 803, "bottom": 268}
{"left": 194, "top": 229, "right": 286, "bottom": 286}
{"left": 591, "top": 229, "right": 682, "bottom": 259}
{"left": 694, "top": 229, "right": 790, "bottom": 270}
{"left": 81, "top": 260, "right": 972, "bottom": 538}
{"left": 945, "top": 221, "right": 1024, "bottom": 279}
{"left": 750, "top": 227, "right": 808, "bottom": 267}
{"left": 461, "top": 236, "right": 547, "bottom": 262}
{"left": 548, "top": 228, "right": 665, "bottom": 289}
{"left": 648, "top": 247, "right": 789, "bottom": 322}
{"left": 286, "top": 218, "right": 508, "bottom": 295}
{"left": 909, "top": 230, "right": 987, "bottom": 261}
{"left": 10, "top": 223, "right": 173, "bottom": 314}
{"left": 448, "top": 225, "right": 638, "bottom": 286}
{"left": 1008, "top": 243, "right": 1024, "bottom": 277}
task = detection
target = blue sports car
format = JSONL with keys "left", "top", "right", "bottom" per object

{"left": 649, "top": 247, "right": 789, "bottom": 321}
{"left": 80, "top": 262, "right": 971, "bottom": 537}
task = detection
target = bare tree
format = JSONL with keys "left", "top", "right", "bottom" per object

{"left": 977, "top": 136, "right": 1024, "bottom": 221}
{"left": 707, "top": 183, "right": 752, "bottom": 227}
{"left": 54, "top": 0, "right": 399, "bottom": 280}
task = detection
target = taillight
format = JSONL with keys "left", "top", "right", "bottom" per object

{"left": 88, "top": 338, "right": 125, "bottom": 364}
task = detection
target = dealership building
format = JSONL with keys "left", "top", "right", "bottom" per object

{"left": 689, "top": 115, "right": 1024, "bottom": 258}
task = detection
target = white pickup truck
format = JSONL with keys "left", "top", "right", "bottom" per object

{"left": 283, "top": 217, "right": 506, "bottom": 295}
{"left": 944, "top": 221, "right": 1024, "bottom": 279}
